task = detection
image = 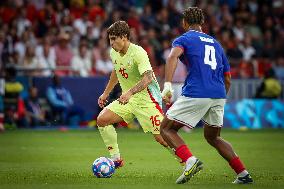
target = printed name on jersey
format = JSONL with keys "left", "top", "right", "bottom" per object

{"left": 199, "top": 36, "right": 214, "bottom": 43}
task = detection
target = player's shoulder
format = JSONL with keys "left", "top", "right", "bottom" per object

{"left": 110, "top": 48, "right": 119, "bottom": 59}
{"left": 198, "top": 32, "right": 223, "bottom": 48}
{"left": 130, "top": 43, "right": 148, "bottom": 57}
{"left": 110, "top": 48, "right": 116, "bottom": 56}
{"left": 131, "top": 43, "right": 146, "bottom": 52}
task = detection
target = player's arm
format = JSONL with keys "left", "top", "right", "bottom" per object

{"left": 98, "top": 69, "right": 118, "bottom": 108}
{"left": 224, "top": 73, "right": 231, "bottom": 95}
{"left": 118, "top": 70, "right": 152, "bottom": 105}
{"left": 129, "top": 70, "right": 152, "bottom": 95}
{"left": 103, "top": 69, "right": 118, "bottom": 95}
{"left": 162, "top": 47, "right": 183, "bottom": 103}
{"left": 165, "top": 47, "right": 183, "bottom": 82}
{"left": 222, "top": 50, "right": 231, "bottom": 95}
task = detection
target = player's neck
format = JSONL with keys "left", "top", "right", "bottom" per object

{"left": 119, "top": 41, "right": 131, "bottom": 56}
{"left": 188, "top": 25, "right": 202, "bottom": 32}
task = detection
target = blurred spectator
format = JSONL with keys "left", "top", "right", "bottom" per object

{"left": 244, "top": 15, "right": 262, "bottom": 56}
{"left": 5, "top": 51, "right": 22, "bottom": 69}
{"left": 0, "top": 0, "right": 282, "bottom": 80}
{"left": 73, "top": 12, "right": 89, "bottom": 36}
{"left": 58, "top": 11, "right": 73, "bottom": 34}
{"left": 91, "top": 37, "right": 108, "bottom": 71}
{"left": 274, "top": 57, "right": 284, "bottom": 79}
{"left": 95, "top": 48, "right": 113, "bottom": 76}
{"left": 22, "top": 45, "right": 42, "bottom": 76}
{"left": 232, "top": 19, "right": 245, "bottom": 42}
{"left": 14, "top": 30, "right": 30, "bottom": 60}
{"left": 55, "top": 1, "right": 67, "bottom": 25}
{"left": 86, "top": 16, "right": 103, "bottom": 43}
{"left": 127, "top": 7, "right": 142, "bottom": 35}
{"left": 261, "top": 30, "right": 275, "bottom": 58}
{"left": 238, "top": 34, "right": 256, "bottom": 62}
{"left": 15, "top": 6, "right": 31, "bottom": 37}
{"left": 3, "top": 67, "right": 25, "bottom": 128}
{"left": 140, "top": 4, "right": 156, "bottom": 29}
{"left": 36, "top": 38, "right": 56, "bottom": 77}
{"left": 46, "top": 75, "right": 85, "bottom": 125}
{"left": 24, "top": 86, "right": 47, "bottom": 127}
{"left": 88, "top": 0, "right": 105, "bottom": 22}
{"left": 238, "top": 60, "right": 254, "bottom": 78}
{"left": 255, "top": 69, "right": 282, "bottom": 99}
{"left": 37, "top": 2, "right": 57, "bottom": 37}
{"left": 0, "top": 30, "right": 5, "bottom": 72}
{"left": 54, "top": 32, "right": 73, "bottom": 76}
{"left": 71, "top": 43, "right": 92, "bottom": 77}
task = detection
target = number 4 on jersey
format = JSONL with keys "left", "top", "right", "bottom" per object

{"left": 204, "top": 45, "right": 217, "bottom": 70}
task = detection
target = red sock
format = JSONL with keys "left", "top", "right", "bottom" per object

{"left": 175, "top": 144, "right": 193, "bottom": 163}
{"left": 229, "top": 157, "right": 245, "bottom": 174}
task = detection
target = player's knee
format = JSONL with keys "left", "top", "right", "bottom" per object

{"left": 160, "top": 127, "right": 169, "bottom": 139}
{"left": 204, "top": 134, "right": 219, "bottom": 146}
{"left": 96, "top": 114, "right": 108, "bottom": 127}
{"left": 160, "top": 119, "right": 170, "bottom": 137}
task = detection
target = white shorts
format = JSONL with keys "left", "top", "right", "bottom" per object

{"left": 166, "top": 96, "right": 226, "bottom": 129}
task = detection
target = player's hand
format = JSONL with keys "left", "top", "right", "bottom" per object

{"left": 153, "top": 134, "right": 168, "bottom": 147}
{"left": 118, "top": 91, "right": 132, "bottom": 105}
{"left": 162, "top": 82, "right": 174, "bottom": 105}
{"left": 98, "top": 93, "right": 109, "bottom": 108}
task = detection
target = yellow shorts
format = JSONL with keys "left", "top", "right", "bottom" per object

{"left": 106, "top": 98, "right": 163, "bottom": 134}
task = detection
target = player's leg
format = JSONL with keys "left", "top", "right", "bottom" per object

{"left": 203, "top": 124, "right": 253, "bottom": 184}
{"left": 160, "top": 117, "right": 185, "bottom": 148}
{"left": 133, "top": 103, "right": 168, "bottom": 147}
{"left": 202, "top": 99, "right": 253, "bottom": 184}
{"left": 203, "top": 125, "right": 237, "bottom": 161}
{"left": 97, "top": 108, "right": 124, "bottom": 168}
{"left": 132, "top": 88, "right": 168, "bottom": 147}
{"left": 161, "top": 117, "right": 203, "bottom": 184}
{"left": 161, "top": 117, "right": 192, "bottom": 163}
{"left": 161, "top": 97, "right": 209, "bottom": 184}
{"left": 97, "top": 100, "right": 134, "bottom": 168}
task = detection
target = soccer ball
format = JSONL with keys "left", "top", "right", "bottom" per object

{"left": 92, "top": 157, "right": 115, "bottom": 178}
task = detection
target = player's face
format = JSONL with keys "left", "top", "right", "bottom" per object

{"left": 109, "top": 35, "right": 127, "bottom": 52}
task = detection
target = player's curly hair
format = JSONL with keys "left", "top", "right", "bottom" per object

{"left": 107, "top": 21, "right": 130, "bottom": 39}
{"left": 183, "top": 7, "right": 204, "bottom": 25}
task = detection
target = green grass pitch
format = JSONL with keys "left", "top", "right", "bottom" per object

{"left": 0, "top": 128, "right": 284, "bottom": 189}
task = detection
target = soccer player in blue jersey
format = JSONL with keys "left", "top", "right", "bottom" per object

{"left": 160, "top": 7, "right": 253, "bottom": 184}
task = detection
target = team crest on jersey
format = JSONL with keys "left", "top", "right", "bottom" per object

{"left": 127, "top": 60, "right": 133, "bottom": 68}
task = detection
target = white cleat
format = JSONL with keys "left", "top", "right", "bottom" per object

{"left": 232, "top": 174, "right": 253, "bottom": 184}
{"left": 176, "top": 158, "right": 203, "bottom": 184}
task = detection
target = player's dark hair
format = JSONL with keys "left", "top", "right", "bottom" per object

{"left": 107, "top": 21, "right": 130, "bottom": 39}
{"left": 183, "top": 7, "right": 204, "bottom": 25}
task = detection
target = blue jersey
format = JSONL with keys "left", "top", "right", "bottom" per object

{"left": 172, "top": 30, "right": 230, "bottom": 98}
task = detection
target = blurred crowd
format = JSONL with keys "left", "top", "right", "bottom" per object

{"left": 0, "top": 0, "right": 283, "bottom": 79}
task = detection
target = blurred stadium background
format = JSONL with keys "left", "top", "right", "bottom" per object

{"left": 0, "top": 0, "right": 284, "bottom": 188}
{"left": 1, "top": 0, "right": 283, "bottom": 130}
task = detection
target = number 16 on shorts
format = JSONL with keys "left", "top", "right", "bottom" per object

{"left": 150, "top": 115, "right": 161, "bottom": 132}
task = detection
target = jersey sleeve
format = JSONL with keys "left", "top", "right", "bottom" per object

{"left": 172, "top": 36, "right": 185, "bottom": 52}
{"left": 222, "top": 51, "right": 230, "bottom": 74}
{"left": 135, "top": 47, "right": 152, "bottom": 75}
